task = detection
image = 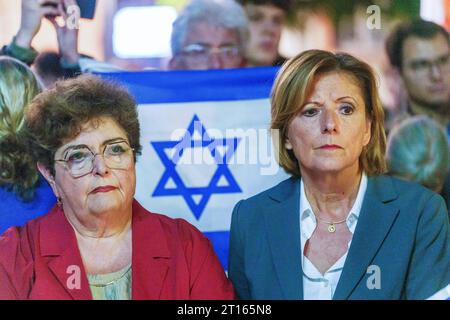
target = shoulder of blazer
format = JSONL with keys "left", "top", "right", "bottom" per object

{"left": 239, "top": 176, "right": 299, "bottom": 207}
{"left": 246, "top": 174, "right": 434, "bottom": 204}
{"left": 365, "top": 175, "right": 447, "bottom": 224}
{"left": 232, "top": 176, "right": 299, "bottom": 226}
{"left": 368, "top": 174, "right": 439, "bottom": 204}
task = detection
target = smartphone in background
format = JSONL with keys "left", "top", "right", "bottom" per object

{"left": 76, "top": 0, "right": 97, "bottom": 19}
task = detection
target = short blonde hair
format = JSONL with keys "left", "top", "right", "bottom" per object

{"left": 387, "top": 116, "right": 449, "bottom": 193}
{"left": 271, "top": 49, "right": 387, "bottom": 177}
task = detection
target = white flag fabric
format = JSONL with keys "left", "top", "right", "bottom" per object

{"left": 98, "top": 67, "right": 289, "bottom": 269}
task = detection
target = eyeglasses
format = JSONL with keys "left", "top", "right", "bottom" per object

{"left": 55, "top": 140, "right": 134, "bottom": 178}
{"left": 181, "top": 43, "right": 241, "bottom": 63}
{"left": 407, "top": 53, "right": 450, "bottom": 74}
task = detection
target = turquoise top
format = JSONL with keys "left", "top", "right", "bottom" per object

{"left": 88, "top": 264, "right": 132, "bottom": 300}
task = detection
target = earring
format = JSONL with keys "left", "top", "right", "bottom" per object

{"left": 57, "top": 197, "right": 62, "bottom": 207}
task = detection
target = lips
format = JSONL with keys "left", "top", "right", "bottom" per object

{"left": 91, "top": 186, "right": 117, "bottom": 194}
{"left": 260, "top": 40, "right": 275, "bottom": 51}
{"left": 318, "top": 144, "right": 342, "bottom": 150}
{"left": 428, "top": 84, "right": 447, "bottom": 93}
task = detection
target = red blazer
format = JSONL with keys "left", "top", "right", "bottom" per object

{"left": 0, "top": 200, "right": 235, "bottom": 300}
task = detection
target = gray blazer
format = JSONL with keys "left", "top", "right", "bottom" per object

{"left": 229, "top": 175, "right": 450, "bottom": 300}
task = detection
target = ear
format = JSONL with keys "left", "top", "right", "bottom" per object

{"left": 37, "top": 162, "right": 60, "bottom": 198}
{"left": 363, "top": 118, "right": 372, "bottom": 147}
{"left": 285, "top": 136, "right": 293, "bottom": 150}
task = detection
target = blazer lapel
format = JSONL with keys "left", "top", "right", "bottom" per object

{"left": 131, "top": 201, "right": 171, "bottom": 300}
{"left": 263, "top": 178, "right": 303, "bottom": 300}
{"left": 333, "top": 176, "right": 399, "bottom": 300}
{"left": 40, "top": 207, "right": 92, "bottom": 300}
{"left": 47, "top": 249, "right": 92, "bottom": 300}
{"left": 41, "top": 201, "right": 171, "bottom": 300}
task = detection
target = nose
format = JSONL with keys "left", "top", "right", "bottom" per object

{"left": 262, "top": 19, "right": 277, "bottom": 35}
{"left": 209, "top": 52, "right": 223, "bottom": 69}
{"left": 429, "top": 63, "right": 443, "bottom": 81}
{"left": 92, "top": 153, "right": 110, "bottom": 176}
{"left": 321, "top": 109, "right": 340, "bottom": 134}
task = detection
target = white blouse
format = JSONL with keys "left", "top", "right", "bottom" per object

{"left": 299, "top": 174, "right": 367, "bottom": 300}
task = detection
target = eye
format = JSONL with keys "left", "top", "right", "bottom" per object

{"left": 191, "top": 48, "right": 207, "bottom": 55}
{"left": 302, "top": 107, "right": 319, "bottom": 117}
{"left": 248, "top": 12, "right": 263, "bottom": 22}
{"left": 67, "top": 150, "right": 89, "bottom": 164}
{"left": 411, "top": 61, "right": 428, "bottom": 71}
{"left": 438, "top": 55, "right": 450, "bottom": 66}
{"left": 220, "top": 46, "right": 239, "bottom": 57}
{"left": 183, "top": 44, "right": 208, "bottom": 56}
{"left": 340, "top": 103, "right": 355, "bottom": 115}
{"left": 273, "top": 16, "right": 284, "bottom": 26}
{"left": 109, "top": 144, "right": 125, "bottom": 155}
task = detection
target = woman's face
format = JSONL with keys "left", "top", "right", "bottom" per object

{"left": 49, "top": 117, "right": 136, "bottom": 218}
{"left": 245, "top": 4, "right": 285, "bottom": 66}
{"left": 285, "top": 72, "right": 372, "bottom": 175}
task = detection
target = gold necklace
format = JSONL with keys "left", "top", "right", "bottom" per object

{"left": 316, "top": 216, "right": 347, "bottom": 233}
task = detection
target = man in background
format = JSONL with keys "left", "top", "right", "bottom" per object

{"left": 169, "top": 0, "right": 249, "bottom": 70}
{"left": 386, "top": 19, "right": 450, "bottom": 136}
{"left": 4, "top": 0, "right": 250, "bottom": 72}
{"left": 386, "top": 19, "right": 450, "bottom": 210}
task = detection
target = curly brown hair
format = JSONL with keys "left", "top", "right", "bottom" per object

{"left": 24, "top": 74, "right": 142, "bottom": 176}
{"left": 0, "top": 57, "right": 43, "bottom": 201}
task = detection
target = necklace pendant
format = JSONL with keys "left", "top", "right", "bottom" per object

{"left": 328, "top": 224, "right": 336, "bottom": 233}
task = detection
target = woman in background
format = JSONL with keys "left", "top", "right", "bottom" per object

{"left": 386, "top": 115, "right": 450, "bottom": 211}
{"left": 0, "top": 57, "right": 56, "bottom": 235}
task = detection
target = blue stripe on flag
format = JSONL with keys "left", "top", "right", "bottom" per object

{"left": 96, "top": 67, "right": 279, "bottom": 104}
{"left": 203, "top": 231, "right": 230, "bottom": 271}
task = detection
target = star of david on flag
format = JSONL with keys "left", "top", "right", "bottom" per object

{"left": 151, "top": 114, "right": 242, "bottom": 220}
{"left": 98, "top": 67, "right": 289, "bottom": 269}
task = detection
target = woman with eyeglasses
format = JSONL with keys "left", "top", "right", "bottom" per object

{"left": 0, "top": 74, "right": 235, "bottom": 300}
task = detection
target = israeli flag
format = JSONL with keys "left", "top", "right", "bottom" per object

{"left": 98, "top": 67, "right": 289, "bottom": 269}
